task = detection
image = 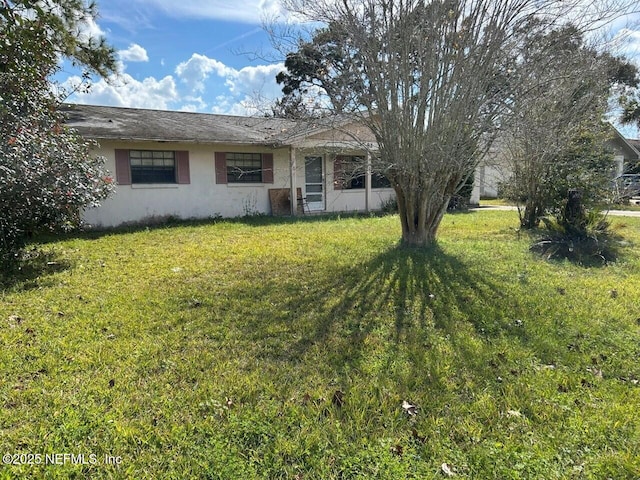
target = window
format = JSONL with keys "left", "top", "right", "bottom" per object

{"left": 335, "top": 155, "right": 392, "bottom": 190}
{"left": 338, "top": 156, "right": 366, "bottom": 190}
{"left": 115, "top": 149, "right": 189, "bottom": 186}
{"left": 215, "top": 152, "right": 273, "bottom": 185}
{"left": 226, "top": 153, "right": 264, "bottom": 183}
{"left": 130, "top": 150, "right": 176, "bottom": 184}
{"left": 371, "top": 172, "right": 391, "bottom": 189}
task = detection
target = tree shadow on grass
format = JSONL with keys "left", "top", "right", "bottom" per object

{"left": 218, "top": 243, "right": 531, "bottom": 390}
{"left": 0, "top": 247, "right": 71, "bottom": 292}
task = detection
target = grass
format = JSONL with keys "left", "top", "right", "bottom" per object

{"left": 1, "top": 211, "right": 639, "bottom": 479}
{"left": 479, "top": 198, "right": 516, "bottom": 207}
{"left": 479, "top": 196, "right": 640, "bottom": 212}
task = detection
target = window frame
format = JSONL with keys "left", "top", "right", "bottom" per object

{"left": 226, "top": 152, "right": 265, "bottom": 184}
{"left": 339, "top": 155, "right": 366, "bottom": 190}
{"left": 129, "top": 150, "right": 177, "bottom": 184}
{"left": 371, "top": 171, "right": 392, "bottom": 189}
{"left": 337, "top": 155, "right": 392, "bottom": 190}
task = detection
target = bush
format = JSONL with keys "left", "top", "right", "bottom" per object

{"left": 0, "top": 1, "right": 116, "bottom": 264}
{"left": 530, "top": 190, "right": 620, "bottom": 264}
{"left": 379, "top": 195, "right": 398, "bottom": 214}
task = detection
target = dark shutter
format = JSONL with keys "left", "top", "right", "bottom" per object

{"left": 262, "top": 153, "right": 274, "bottom": 183}
{"left": 115, "top": 149, "right": 131, "bottom": 185}
{"left": 215, "top": 152, "right": 227, "bottom": 184}
{"left": 176, "top": 151, "right": 190, "bottom": 184}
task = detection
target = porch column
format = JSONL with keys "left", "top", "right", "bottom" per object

{"left": 365, "top": 152, "right": 372, "bottom": 212}
{"left": 290, "top": 146, "right": 298, "bottom": 216}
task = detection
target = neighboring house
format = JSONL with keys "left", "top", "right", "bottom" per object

{"left": 474, "top": 126, "right": 640, "bottom": 199}
{"left": 63, "top": 104, "right": 396, "bottom": 227}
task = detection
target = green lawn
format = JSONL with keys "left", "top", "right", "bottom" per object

{"left": 1, "top": 212, "right": 639, "bottom": 479}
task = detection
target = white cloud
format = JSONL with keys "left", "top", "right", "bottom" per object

{"left": 615, "top": 28, "right": 640, "bottom": 62}
{"left": 175, "top": 54, "right": 234, "bottom": 93}
{"left": 226, "top": 63, "right": 285, "bottom": 96}
{"left": 174, "top": 54, "right": 285, "bottom": 114}
{"left": 64, "top": 52, "right": 286, "bottom": 116}
{"left": 123, "top": 0, "right": 286, "bottom": 23}
{"left": 180, "top": 96, "right": 208, "bottom": 112}
{"left": 65, "top": 73, "right": 179, "bottom": 110}
{"left": 119, "top": 43, "right": 149, "bottom": 63}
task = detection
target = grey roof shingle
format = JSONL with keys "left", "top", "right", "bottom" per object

{"left": 61, "top": 104, "right": 301, "bottom": 146}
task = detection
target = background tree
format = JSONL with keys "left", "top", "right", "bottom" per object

{"left": 276, "top": 0, "right": 637, "bottom": 247}
{"left": 496, "top": 25, "right": 638, "bottom": 229}
{"left": 620, "top": 91, "right": 640, "bottom": 136}
{"left": 0, "top": 0, "right": 117, "bottom": 263}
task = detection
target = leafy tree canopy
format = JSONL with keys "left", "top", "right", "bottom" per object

{"left": 0, "top": 0, "right": 117, "bottom": 263}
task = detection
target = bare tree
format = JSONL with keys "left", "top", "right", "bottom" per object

{"left": 276, "top": 0, "right": 638, "bottom": 246}
{"left": 496, "top": 25, "right": 637, "bottom": 228}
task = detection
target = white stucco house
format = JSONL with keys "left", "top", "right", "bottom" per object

{"left": 64, "top": 104, "right": 400, "bottom": 227}
{"left": 474, "top": 126, "right": 640, "bottom": 199}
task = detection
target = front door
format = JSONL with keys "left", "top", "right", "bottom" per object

{"left": 305, "top": 156, "right": 324, "bottom": 211}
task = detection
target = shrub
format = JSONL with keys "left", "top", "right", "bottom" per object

{"left": 530, "top": 190, "right": 619, "bottom": 264}
{"left": 0, "top": 1, "right": 116, "bottom": 264}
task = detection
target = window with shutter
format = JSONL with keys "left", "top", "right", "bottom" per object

{"left": 215, "top": 152, "right": 274, "bottom": 184}
{"left": 116, "top": 149, "right": 190, "bottom": 185}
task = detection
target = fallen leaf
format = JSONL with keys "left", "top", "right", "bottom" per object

{"left": 581, "top": 378, "right": 594, "bottom": 388}
{"left": 441, "top": 462, "right": 456, "bottom": 477}
{"left": 587, "top": 367, "right": 603, "bottom": 379}
{"left": 332, "top": 390, "right": 345, "bottom": 408}
{"left": 390, "top": 444, "right": 403, "bottom": 456}
{"left": 402, "top": 400, "right": 418, "bottom": 416}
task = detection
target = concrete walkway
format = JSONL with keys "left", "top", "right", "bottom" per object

{"left": 472, "top": 205, "right": 640, "bottom": 218}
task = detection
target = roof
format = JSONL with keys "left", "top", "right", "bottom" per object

{"left": 608, "top": 126, "right": 640, "bottom": 160}
{"left": 61, "top": 104, "right": 301, "bottom": 146}
{"left": 62, "top": 104, "right": 375, "bottom": 150}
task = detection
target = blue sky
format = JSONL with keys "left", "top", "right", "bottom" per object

{"left": 59, "top": 0, "right": 640, "bottom": 138}
{"left": 60, "top": 0, "right": 288, "bottom": 115}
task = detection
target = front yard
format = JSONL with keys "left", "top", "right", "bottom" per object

{"left": 1, "top": 211, "right": 639, "bottom": 479}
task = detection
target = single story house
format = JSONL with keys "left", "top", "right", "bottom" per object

{"left": 475, "top": 126, "right": 640, "bottom": 199}
{"left": 63, "top": 104, "right": 401, "bottom": 227}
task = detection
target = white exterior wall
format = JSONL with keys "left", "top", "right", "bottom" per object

{"left": 83, "top": 141, "right": 291, "bottom": 227}
{"left": 84, "top": 141, "right": 395, "bottom": 228}
{"left": 477, "top": 164, "right": 510, "bottom": 199}
{"left": 293, "top": 151, "right": 395, "bottom": 213}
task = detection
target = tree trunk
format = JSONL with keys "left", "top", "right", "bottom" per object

{"left": 396, "top": 185, "right": 449, "bottom": 247}
{"left": 520, "top": 201, "right": 543, "bottom": 229}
